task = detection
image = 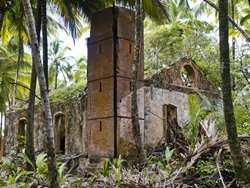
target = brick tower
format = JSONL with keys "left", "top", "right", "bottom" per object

{"left": 87, "top": 7, "right": 144, "bottom": 159}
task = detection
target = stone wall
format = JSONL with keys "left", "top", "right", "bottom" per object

{"left": 4, "top": 97, "right": 86, "bottom": 156}
{"left": 143, "top": 58, "right": 220, "bottom": 148}
{"left": 144, "top": 87, "right": 190, "bottom": 147}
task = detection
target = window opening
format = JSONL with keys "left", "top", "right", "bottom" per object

{"left": 181, "top": 65, "right": 195, "bottom": 87}
{"left": 99, "top": 121, "right": 102, "bottom": 132}
{"left": 129, "top": 43, "right": 132, "bottom": 54}
{"left": 98, "top": 43, "right": 102, "bottom": 54}
{"left": 99, "top": 82, "right": 102, "bottom": 92}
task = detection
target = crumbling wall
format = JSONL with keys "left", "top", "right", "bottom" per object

{"left": 144, "top": 58, "right": 220, "bottom": 148}
{"left": 148, "top": 57, "right": 218, "bottom": 93}
{"left": 4, "top": 97, "right": 87, "bottom": 156}
{"left": 144, "top": 87, "right": 190, "bottom": 147}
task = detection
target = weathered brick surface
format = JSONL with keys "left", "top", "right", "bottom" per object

{"left": 88, "top": 118, "right": 114, "bottom": 158}
{"left": 87, "top": 7, "right": 144, "bottom": 159}
{"left": 87, "top": 39, "right": 114, "bottom": 81}
{"left": 87, "top": 78, "right": 114, "bottom": 119}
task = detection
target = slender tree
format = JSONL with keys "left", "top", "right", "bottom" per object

{"left": 21, "top": 0, "right": 58, "bottom": 186}
{"left": 25, "top": 0, "right": 42, "bottom": 170}
{"left": 131, "top": 0, "right": 143, "bottom": 159}
{"left": 219, "top": 0, "right": 250, "bottom": 183}
{"left": 41, "top": 0, "right": 48, "bottom": 88}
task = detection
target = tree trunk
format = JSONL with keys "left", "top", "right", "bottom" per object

{"left": 41, "top": 0, "right": 48, "bottom": 89}
{"left": 55, "top": 62, "right": 58, "bottom": 89}
{"left": 21, "top": 0, "right": 59, "bottom": 187}
{"left": 0, "top": 9, "right": 4, "bottom": 33}
{"left": 219, "top": 0, "right": 250, "bottom": 183}
{"left": 25, "top": 0, "right": 41, "bottom": 170}
{"left": 25, "top": 62, "right": 37, "bottom": 170}
{"left": 0, "top": 112, "right": 2, "bottom": 139}
{"left": 131, "top": 0, "right": 142, "bottom": 159}
{"left": 231, "top": 0, "right": 236, "bottom": 90}
{"left": 13, "top": 30, "right": 24, "bottom": 107}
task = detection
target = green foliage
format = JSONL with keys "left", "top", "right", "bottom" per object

{"left": 48, "top": 39, "right": 73, "bottom": 90}
{"left": 186, "top": 94, "right": 222, "bottom": 145}
{"left": 58, "top": 162, "right": 69, "bottom": 185}
{"left": 165, "top": 147, "right": 174, "bottom": 163}
{"left": 35, "top": 153, "right": 48, "bottom": 179}
{"left": 48, "top": 80, "right": 86, "bottom": 103}
{"left": 99, "top": 160, "right": 111, "bottom": 177}
{"left": 19, "top": 152, "right": 35, "bottom": 170}
{"left": 197, "top": 159, "right": 217, "bottom": 176}
{"left": 186, "top": 94, "right": 204, "bottom": 144}
{"left": 0, "top": 152, "right": 73, "bottom": 186}
{"left": 144, "top": 5, "right": 220, "bottom": 82}
{"left": 234, "top": 85, "right": 250, "bottom": 135}
{"left": 72, "top": 57, "right": 87, "bottom": 83}
{"left": 111, "top": 155, "right": 125, "bottom": 185}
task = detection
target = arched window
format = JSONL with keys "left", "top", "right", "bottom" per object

{"left": 53, "top": 113, "right": 66, "bottom": 154}
{"left": 181, "top": 65, "right": 196, "bottom": 87}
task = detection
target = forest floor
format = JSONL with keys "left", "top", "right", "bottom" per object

{"left": 1, "top": 135, "right": 250, "bottom": 188}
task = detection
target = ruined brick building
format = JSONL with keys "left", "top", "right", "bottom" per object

{"left": 2, "top": 7, "right": 218, "bottom": 159}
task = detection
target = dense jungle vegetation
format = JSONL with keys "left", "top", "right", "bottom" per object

{"left": 0, "top": 0, "right": 249, "bottom": 187}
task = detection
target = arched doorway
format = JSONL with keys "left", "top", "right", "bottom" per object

{"left": 53, "top": 113, "right": 66, "bottom": 154}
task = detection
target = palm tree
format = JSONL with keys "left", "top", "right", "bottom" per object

{"left": 21, "top": 0, "right": 59, "bottom": 186}
{"left": 218, "top": 0, "right": 250, "bottom": 183}
{"left": 1, "top": 0, "right": 29, "bottom": 107}
{"left": 48, "top": 40, "right": 73, "bottom": 89}
{"left": 72, "top": 57, "right": 87, "bottom": 83}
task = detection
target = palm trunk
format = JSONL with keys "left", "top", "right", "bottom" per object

{"left": 55, "top": 62, "right": 58, "bottom": 89}
{"left": 0, "top": 9, "right": 3, "bottom": 33}
{"left": 41, "top": 0, "right": 48, "bottom": 89}
{"left": 0, "top": 112, "right": 2, "bottom": 139}
{"left": 25, "top": 0, "right": 41, "bottom": 170}
{"left": 21, "top": 0, "right": 59, "bottom": 187}
{"left": 219, "top": 0, "right": 250, "bottom": 183}
{"left": 131, "top": 0, "right": 142, "bottom": 159}
{"left": 13, "top": 30, "right": 24, "bottom": 107}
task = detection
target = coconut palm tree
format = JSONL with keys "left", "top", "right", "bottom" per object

{"left": 1, "top": 0, "right": 29, "bottom": 107}
{"left": 21, "top": 0, "right": 59, "bottom": 186}
{"left": 72, "top": 57, "right": 87, "bottom": 83}
{"left": 48, "top": 39, "right": 73, "bottom": 89}
{"left": 218, "top": 0, "right": 250, "bottom": 183}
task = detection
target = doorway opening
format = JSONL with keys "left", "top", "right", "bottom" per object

{"left": 17, "top": 118, "right": 27, "bottom": 150}
{"left": 163, "top": 104, "right": 177, "bottom": 145}
{"left": 54, "top": 113, "right": 66, "bottom": 154}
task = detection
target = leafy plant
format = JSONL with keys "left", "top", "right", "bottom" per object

{"left": 35, "top": 153, "right": 48, "bottom": 179}
{"left": 99, "top": 160, "right": 111, "bottom": 177}
{"left": 165, "top": 147, "right": 174, "bottom": 163}
{"left": 111, "top": 155, "right": 125, "bottom": 185}
{"left": 58, "top": 162, "right": 69, "bottom": 185}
